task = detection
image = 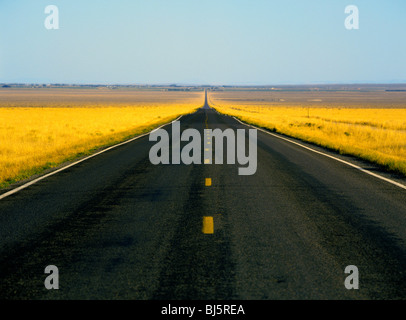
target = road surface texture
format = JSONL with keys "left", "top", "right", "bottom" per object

{"left": 1, "top": 95, "right": 406, "bottom": 300}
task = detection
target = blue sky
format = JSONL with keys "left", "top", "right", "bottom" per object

{"left": 0, "top": 0, "right": 405, "bottom": 85}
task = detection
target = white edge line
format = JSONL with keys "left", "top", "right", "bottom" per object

{"left": 0, "top": 115, "right": 184, "bottom": 201}
{"left": 232, "top": 116, "right": 406, "bottom": 191}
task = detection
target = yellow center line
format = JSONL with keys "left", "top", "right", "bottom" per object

{"left": 202, "top": 216, "right": 214, "bottom": 234}
{"left": 202, "top": 114, "right": 213, "bottom": 234}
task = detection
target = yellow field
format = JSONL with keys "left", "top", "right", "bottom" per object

{"left": 0, "top": 89, "right": 203, "bottom": 187}
{"left": 209, "top": 92, "right": 406, "bottom": 176}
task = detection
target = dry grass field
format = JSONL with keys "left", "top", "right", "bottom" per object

{"left": 209, "top": 89, "right": 406, "bottom": 176}
{"left": 0, "top": 87, "right": 203, "bottom": 188}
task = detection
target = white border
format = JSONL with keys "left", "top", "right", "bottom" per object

{"left": 232, "top": 116, "right": 406, "bottom": 191}
{"left": 0, "top": 115, "right": 184, "bottom": 200}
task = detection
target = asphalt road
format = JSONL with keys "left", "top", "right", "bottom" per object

{"left": 1, "top": 95, "right": 406, "bottom": 300}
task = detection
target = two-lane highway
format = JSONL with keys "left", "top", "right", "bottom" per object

{"left": 1, "top": 98, "right": 406, "bottom": 299}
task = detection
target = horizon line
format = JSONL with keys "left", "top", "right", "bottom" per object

{"left": 2, "top": 82, "right": 406, "bottom": 87}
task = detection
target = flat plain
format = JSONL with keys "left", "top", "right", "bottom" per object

{"left": 209, "top": 85, "right": 406, "bottom": 176}
{"left": 0, "top": 87, "right": 203, "bottom": 188}
{"left": 1, "top": 85, "right": 406, "bottom": 300}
